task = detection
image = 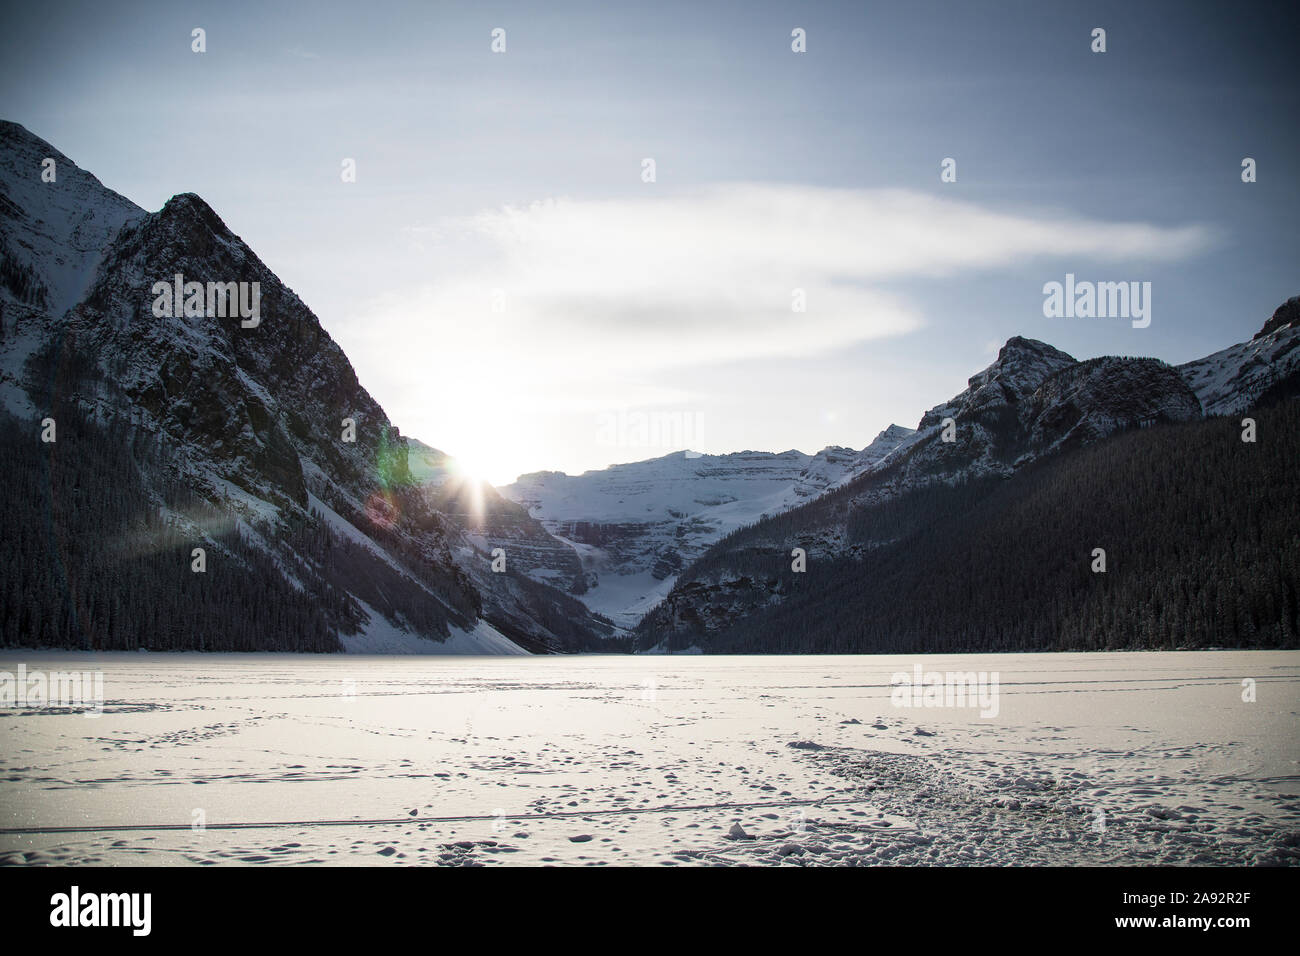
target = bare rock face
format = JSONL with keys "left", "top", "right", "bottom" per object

{"left": 836, "top": 339, "right": 1199, "bottom": 502}
{"left": 1254, "top": 295, "right": 1300, "bottom": 341}
{"left": 1024, "top": 357, "right": 1202, "bottom": 452}
{"left": 921, "top": 336, "right": 1079, "bottom": 429}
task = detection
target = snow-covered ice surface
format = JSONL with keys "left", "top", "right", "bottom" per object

{"left": 0, "top": 651, "right": 1296, "bottom": 866}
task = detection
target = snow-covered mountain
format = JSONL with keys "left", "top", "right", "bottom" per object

{"left": 498, "top": 331, "right": 1226, "bottom": 631}
{"left": 499, "top": 426, "right": 914, "bottom": 626}
{"left": 633, "top": 306, "right": 1299, "bottom": 651}
{"left": 498, "top": 307, "right": 1300, "bottom": 633}
{"left": 0, "top": 120, "right": 613, "bottom": 655}
{"left": 406, "top": 438, "right": 590, "bottom": 595}
{"left": 5, "top": 119, "right": 1293, "bottom": 656}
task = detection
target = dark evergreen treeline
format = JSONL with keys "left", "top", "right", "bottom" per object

{"left": 0, "top": 405, "right": 343, "bottom": 651}
{"left": 637, "top": 398, "right": 1300, "bottom": 653}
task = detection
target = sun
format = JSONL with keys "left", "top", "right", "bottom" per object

{"left": 440, "top": 442, "right": 528, "bottom": 489}
{"left": 445, "top": 454, "right": 500, "bottom": 489}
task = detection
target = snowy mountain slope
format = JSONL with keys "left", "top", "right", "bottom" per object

{"left": 1177, "top": 296, "right": 1300, "bottom": 416}
{"left": 0, "top": 120, "right": 613, "bottom": 655}
{"left": 499, "top": 427, "right": 915, "bottom": 627}
{"left": 338, "top": 599, "right": 529, "bottom": 655}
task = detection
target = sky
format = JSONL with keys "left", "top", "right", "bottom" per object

{"left": 2, "top": 0, "right": 1297, "bottom": 484}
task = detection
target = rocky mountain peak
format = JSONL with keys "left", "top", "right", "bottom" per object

{"left": 970, "top": 336, "right": 1077, "bottom": 397}
{"left": 1255, "top": 295, "right": 1300, "bottom": 340}
{"left": 154, "top": 191, "right": 230, "bottom": 236}
{"left": 918, "top": 336, "right": 1076, "bottom": 433}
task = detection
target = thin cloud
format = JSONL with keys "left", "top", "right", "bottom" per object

{"left": 372, "top": 183, "right": 1212, "bottom": 372}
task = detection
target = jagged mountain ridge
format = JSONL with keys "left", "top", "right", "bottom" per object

{"left": 0, "top": 119, "right": 612, "bottom": 654}
{"left": 498, "top": 333, "right": 1215, "bottom": 631}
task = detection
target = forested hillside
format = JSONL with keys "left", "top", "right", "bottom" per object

{"left": 636, "top": 397, "right": 1300, "bottom": 653}
{"left": 0, "top": 404, "right": 348, "bottom": 651}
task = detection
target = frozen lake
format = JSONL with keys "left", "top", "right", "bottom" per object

{"left": 1, "top": 651, "right": 1297, "bottom": 866}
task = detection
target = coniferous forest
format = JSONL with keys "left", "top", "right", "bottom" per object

{"left": 0, "top": 404, "right": 347, "bottom": 651}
